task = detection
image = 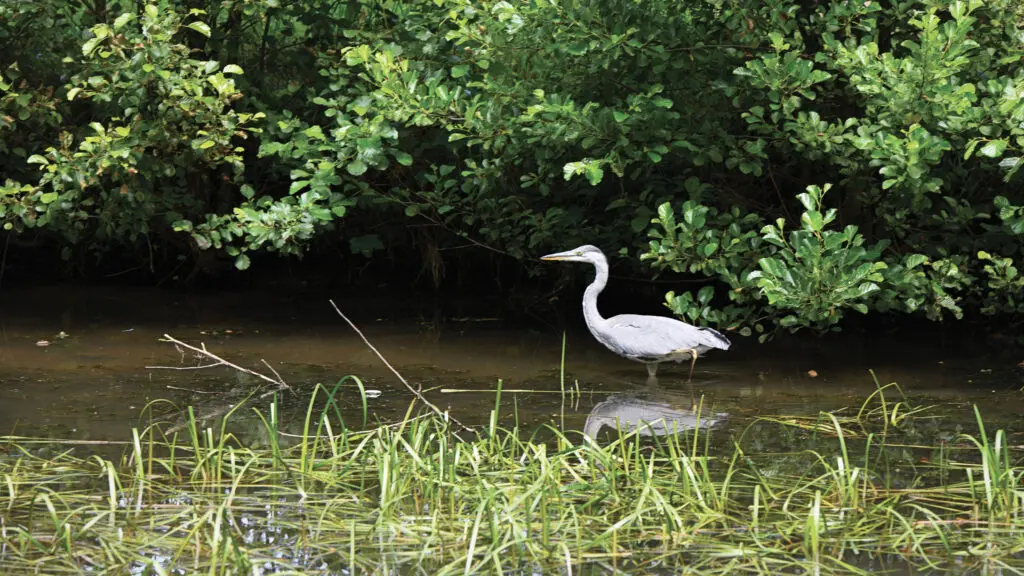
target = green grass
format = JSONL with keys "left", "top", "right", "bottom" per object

{"left": 1, "top": 378, "right": 1023, "bottom": 575}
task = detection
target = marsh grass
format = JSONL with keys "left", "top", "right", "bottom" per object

{"left": 2, "top": 378, "right": 1024, "bottom": 575}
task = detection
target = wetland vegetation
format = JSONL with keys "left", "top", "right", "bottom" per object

{"left": 4, "top": 0, "right": 1024, "bottom": 573}
{"left": 3, "top": 374, "right": 1024, "bottom": 575}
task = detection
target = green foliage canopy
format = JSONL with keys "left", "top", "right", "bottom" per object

{"left": 1, "top": 0, "right": 1023, "bottom": 337}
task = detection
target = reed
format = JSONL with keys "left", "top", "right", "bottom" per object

{"left": 0, "top": 376, "right": 1022, "bottom": 575}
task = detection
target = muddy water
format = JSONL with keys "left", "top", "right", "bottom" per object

{"left": 1, "top": 285, "right": 1023, "bottom": 442}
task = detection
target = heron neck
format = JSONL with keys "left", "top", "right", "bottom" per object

{"left": 582, "top": 256, "right": 608, "bottom": 329}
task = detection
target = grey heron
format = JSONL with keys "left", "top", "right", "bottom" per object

{"left": 541, "top": 244, "right": 731, "bottom": 381}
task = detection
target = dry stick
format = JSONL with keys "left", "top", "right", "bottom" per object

{"left": 165, "top": 386, "right": 220, "bottom": 394}
{"left": 329, "top": 299, "right": 474, "bottom": 435}
{"left": 440, "top": 388, "right": 572, "bottom": 394}
{"left": 149, "top": 335, "right": 300, "bottom": 434}
{"left": 147, "top": 334, "right": 294, "bottom": 396}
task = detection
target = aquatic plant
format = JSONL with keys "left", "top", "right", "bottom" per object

{"left": 1, "top": 377, "right": 1023, "bottom": 575}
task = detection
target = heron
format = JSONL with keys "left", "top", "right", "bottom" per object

{"left": 541, "top": 244, "right": 731, "bottom": 382}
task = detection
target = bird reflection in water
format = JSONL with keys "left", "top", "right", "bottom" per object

{"left": 583, "top": 380, "right": 727, "bottom": 441}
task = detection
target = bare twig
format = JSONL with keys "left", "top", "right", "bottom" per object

{"left": 147, "top": 334, "right": 294, "bottom": 396}
{"left": 165, "top": 385, "right": 220, "bottom": 394}
{"left": 149, "top": 363, "right": 224, "bottom": 371}
{"left": 260, "top": 358, "right": 287, "bottom": 385}
{"left": 329, "top": 300, "right": 475, "bottom": 435}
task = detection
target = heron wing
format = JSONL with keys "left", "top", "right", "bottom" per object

{"left": 602, "top": 314, "right": 730, "bottom": 360}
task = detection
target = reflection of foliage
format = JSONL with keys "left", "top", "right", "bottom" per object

{"left": 1, "top": 0, "right": 1024, "bottom": 332}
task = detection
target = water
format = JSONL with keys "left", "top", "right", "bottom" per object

{"left": 3, "top": 285, "right": 1024, "bottom": 575}
{"left": 1, "top": 285, "right": 1023, "bottom": 441}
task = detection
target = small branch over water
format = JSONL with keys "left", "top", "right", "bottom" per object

{"left": 147, "top": 334, "right": 295, "bottom": 397}
{"left": 329, "top": 299, "right": 474, "bottom": 435}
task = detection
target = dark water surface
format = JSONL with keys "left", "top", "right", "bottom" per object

{"left": 1, "top": 285, "right": 1023, "bottom": 442}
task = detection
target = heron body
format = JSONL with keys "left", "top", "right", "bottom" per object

{"left": 541, "top": 245, "right": 731, "bottom": 381}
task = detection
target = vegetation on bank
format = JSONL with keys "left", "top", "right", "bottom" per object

{"left": 0, "top": 379, "right": 1023, "bottom": 574}
{"left": 2, "top": 0, "right": 1024, "bottom": 337}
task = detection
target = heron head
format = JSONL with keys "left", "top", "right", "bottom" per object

{"left": 540, "top": 245, "right": 605, "bottom": 264}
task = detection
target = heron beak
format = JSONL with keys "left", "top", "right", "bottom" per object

{"left": 540, "top": 250, "right": 576, "bottom": 261}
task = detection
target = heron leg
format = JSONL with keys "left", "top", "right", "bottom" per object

{"left": 646, "top": 362, "right": 659, "bottom": 377}
{"left": 686, "top": 349, "right": 699, "bottom": 382}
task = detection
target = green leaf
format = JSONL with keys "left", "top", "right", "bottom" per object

{"left": 26, "top": 155, "right": 49, "bottom": 165}
{"left": 566, "top": 42, "right": 589, "bottom": 56}
{"left": 979, "top": 139, "right": 1007, "bottom": 158}
{"left": 963, "top": 139, "right": 980, "bottom": 159}
{"left": 395, "top": 151, "right": 414, "bottom": 166}
{"left": 795, "top": 192, "right": 815, "bottom": 211}
{"left": 82, "top": 37, "right": 101, "bottom": 56}
{"left": 39, "top": 192, "right": 58, "bottom": 204}
{"left": 451, "top": 64, "right": 470, "bottom": 78}
{"left": 905, "top": 254, "right": 928, "bottom": 269}
{"left": 656, "top": 203, "right": 674, "bottom": 224}
{"left": 113, "top": 13, "right": 135, "bottom": 30}
{"left": 346, "top": 160, "right": 368, "bottom": 176}
{"left": 309, "top": 207, "right": 332, "bottom": 221}
{"left": 846, "top": 282, "right": 879, "bottom": 299}
{"left": 222, "top": 64, "right": 244, "bottom": 75}
{"left": 303, "top": 125, "right": 325, "bottom": 140}
{"left": 801, "top": 210, "right": 824, "bottom": 231}
{"left": 779, "top": 315, "right": 799, "bottom": 327}
{"left": 697, "top": 285, "right": 714, "bottom": 305}
{"left": 186, "top": 21, "right": 212, "bottom": 37}
{"left": 630, "top": 213, "right": 648, "bottom": 233}
{"left": 758, "top": 257, "right": 789, "bottom": 280}
{"left": 234, "top": 254, "right": 251, "bottom": 270}
{"left": 613, "top": 110, "right": 629, "bottom": 123}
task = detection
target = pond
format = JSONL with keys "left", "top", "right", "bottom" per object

{"left": 1, "top": 285, "right": 1021, "bottom": 441}
{"left": 2, "top": 285, "right": 1024, "bottom": 575}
